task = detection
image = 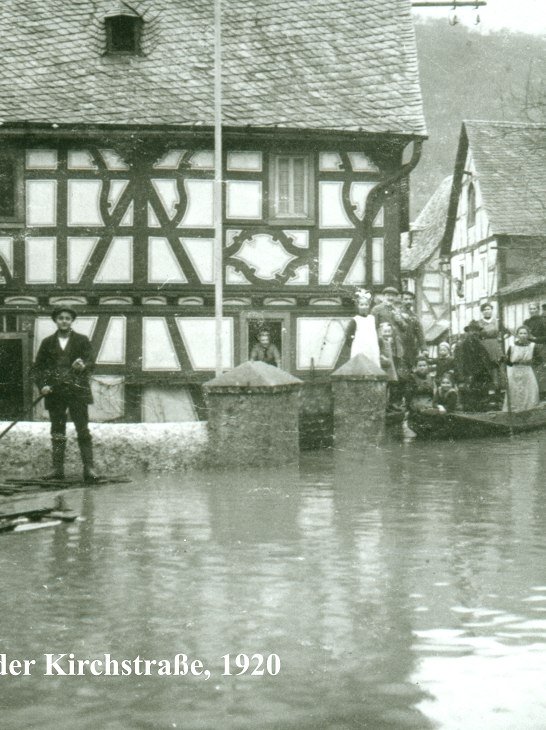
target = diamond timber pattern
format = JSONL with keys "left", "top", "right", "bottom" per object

{"left": 0, "top": 0, "right": 425, "bottom": 136}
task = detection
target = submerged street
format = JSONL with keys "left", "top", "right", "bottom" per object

{"left": 1, "top": 433, "right": 546, "bottom": 729}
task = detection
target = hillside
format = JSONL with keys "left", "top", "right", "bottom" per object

{"left": 412, "top": 19, "right": 546, "bottom": 216}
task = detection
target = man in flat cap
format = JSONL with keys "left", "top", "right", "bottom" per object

{"left": 34, "top": 306, "right": 98, "bottom": 482}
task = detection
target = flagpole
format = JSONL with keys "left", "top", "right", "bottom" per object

{"left": 214, "top": 0, "right": 223, "bottom": 376}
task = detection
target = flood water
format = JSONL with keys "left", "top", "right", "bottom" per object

{"left": 1, "top": 432, "right": 546, "bottom": 729}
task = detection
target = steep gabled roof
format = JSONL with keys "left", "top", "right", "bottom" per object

{"left": 401, "top": 175, "right": 452, "bottom": 272}
{"left": 441, "top": 121, "right": 546, "bottom": 254}
{"left": 497, "top": 272, "right": 546, "bottom": 298}
{"left": 0, "top": 0, "right": 426, "bottom": 136}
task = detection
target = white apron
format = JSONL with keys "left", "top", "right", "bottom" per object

{"left": 503, "top": 343, "right": 540, "bottom": 412}
{"left": 350, "top": 314, "right": 381, "bottom": 368}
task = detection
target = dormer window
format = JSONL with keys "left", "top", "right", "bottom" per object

{"left": 105, "top": 9, "right": 142, "bottom": 55}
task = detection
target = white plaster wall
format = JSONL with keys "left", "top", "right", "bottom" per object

{"left": 450, "top": 184, "right": 500, "bottom": 336}
{"left": 452, "top": 150, "right": 491, "bottom": 253}
{"left": 503, "top": 297, "right": 545, "bottom": 333}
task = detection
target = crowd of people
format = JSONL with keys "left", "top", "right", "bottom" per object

{"left": 344, "top": 289, "right": 545, "bottom": 417}
{"left": 247, "top": 289, "right": 544, "bottom": 417}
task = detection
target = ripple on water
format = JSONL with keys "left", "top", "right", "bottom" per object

{"left": 0, "top": 432, "right": 545, "bottom": 729}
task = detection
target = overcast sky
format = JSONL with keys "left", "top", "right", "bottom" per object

{"left": 413, "top": 0, "right": 546, "bottom": 35}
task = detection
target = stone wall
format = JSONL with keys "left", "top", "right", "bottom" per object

{"left": 0, "top": 421, "right": 208, "bottom": 477}
{"left": 299, "top": 380, "right": 333, "bottom": 450}
{"left": 205, "top": 390, "right": 300, "bottom": 467}
{"left": 332, "top": 379, "right": 387, "bottom": 448}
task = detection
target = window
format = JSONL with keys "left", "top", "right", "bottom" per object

{"left": 270, "top": 155, "right": 313, "bottom": 221}
{"left": 0, "top": 314, "right": 17, "bottom": 332}
{"left": 456, "top": 264, "right": 465, "bottom": 298}
{"left": 467, "top": 182, "right": 476, "bottom": 228}
{"left": 106, "top": 14, "right": 142, "bottom": 55}
{"left": 0, "top": 150, "right": 22, "bottom": 222}
{"left": 0, "top": 156, "right": 16, "bottom": 218}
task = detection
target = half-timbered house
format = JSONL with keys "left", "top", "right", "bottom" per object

{"left": 0, "top": 0, "right": 426, "bottom": 422}
{"left": 440, "top": 121, "right": 546, "bottom": 337}
{"left": 401, "top": 176, "right": 451, "bottom": 349}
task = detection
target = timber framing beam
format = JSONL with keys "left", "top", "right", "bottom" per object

{"left": 412, "top": 2, "right": 486, "bottom": 6}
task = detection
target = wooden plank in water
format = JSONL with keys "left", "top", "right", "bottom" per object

{"left": 11, "top": 520, "right": 62, "bottom": 533}
{"left": 5, "top": 475, "right": 132, "bottom": 486}
{"left": 1, "top": 477, "right": 132, "bottom": 493}
{"left": 0, "top": 507, "right": 52, "bottom": 520}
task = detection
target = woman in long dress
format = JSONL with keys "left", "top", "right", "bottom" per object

{"left": 503, "top": 325, "right": 542, "bottom": 412}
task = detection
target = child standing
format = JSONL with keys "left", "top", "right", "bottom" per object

{"left": 345, "top": 289, "right": 381, "bottom": 368}
{"left": 378, "top": 321, "right": 404, "bottom": 411}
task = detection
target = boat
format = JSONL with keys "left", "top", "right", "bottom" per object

{"left": 407, "top": 402, "right": 546, "bottom": 440}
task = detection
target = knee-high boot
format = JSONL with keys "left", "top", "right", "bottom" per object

{"left": 78, "top": 435, "right": 99, "bottom": 483}
{"left": 43, "top": 436, "right": 66, "bottom": 480}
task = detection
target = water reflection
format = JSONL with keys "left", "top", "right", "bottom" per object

{"left": 0, "top": 433, "right": 545, "bottom": 728}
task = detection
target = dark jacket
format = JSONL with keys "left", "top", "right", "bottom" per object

{"left": 523, "top": 316, "right": 546, "bottom": 345}
{"left": 454, "top": 332, "right": 491, "bottom": 384}
{"left": 400, "top": 308, "right": 426, "bottom": 367}
{"left": 434, "top": 355, "right": 456, "bottom": 384}
{"left": 406, "top": 372, "right": 435, "bottom": 412}
{"left": 250, "top": 342, "right": 281, "bottom": 367}
{"left": 34, "top": 331, "right": 95, "bottom": 406}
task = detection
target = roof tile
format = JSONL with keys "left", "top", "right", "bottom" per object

{"left": 464, "top": 121, "right": 546, "bottom": 237}
{"left": 401, "top": 175, "right": 452, "bottom": 271}
{"left": 0, "top": 0, "right": 425, "bottom": 135}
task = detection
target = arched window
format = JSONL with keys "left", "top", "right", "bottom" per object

{"left": 467, "top": 182, "right": 476, "bottom": 228}
{"left": 105, "top": 11, "right": 142, "bottom": 55}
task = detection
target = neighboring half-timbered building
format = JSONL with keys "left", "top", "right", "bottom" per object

{"left": 0, "top": 0, "right": 426, "bottom": 422}
{"left": 401, "top": 176, "right": 451, "bottom": 349}
{"left": 440, "top": 121, "right": 546, "bottom": 337}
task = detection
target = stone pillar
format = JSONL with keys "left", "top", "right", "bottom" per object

{"left": 203, "top": 361, "right": 303, "bottom": 468}
{"left": 331, "top": 353, "right": 388, "bottom": 449}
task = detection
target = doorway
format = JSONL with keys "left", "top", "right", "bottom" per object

{"left": 0, "top": 334, "right": 27, "bottom": 420}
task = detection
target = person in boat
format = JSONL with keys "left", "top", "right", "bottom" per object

{"left": 33, "top": 306, "right": 99, "bottom": 482}
{"left": 250, "top": 328, "right": 281, "bottom": 367}
{"left": 453, "top": 320, "right": 492, "bottom": 411}
{"left": 400, "top": 290, "right": 427, "bottom": 370}
{"left": 477, "top": 302, "right": 508, "bottom": 392}
{"left": 433, "top": 372, "right": 460, "bottom": 413}
{"left": 434, "top": 341, "right": 456, "bottom": 384}
{"left": 524, "top": 303, "right": 546, "bottom": 345}
{"left": 406, "top": 357, "right": 435, "bottom": 413}
{"left": 344, "top": 289, "right": 381, "bottom": 367}
{"left": 503, "top": 324, "right": 542, "bottom": 412}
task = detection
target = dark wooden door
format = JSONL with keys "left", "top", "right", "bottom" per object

{"left": 0, "top": 334, "right": 27, "bottom": 420}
